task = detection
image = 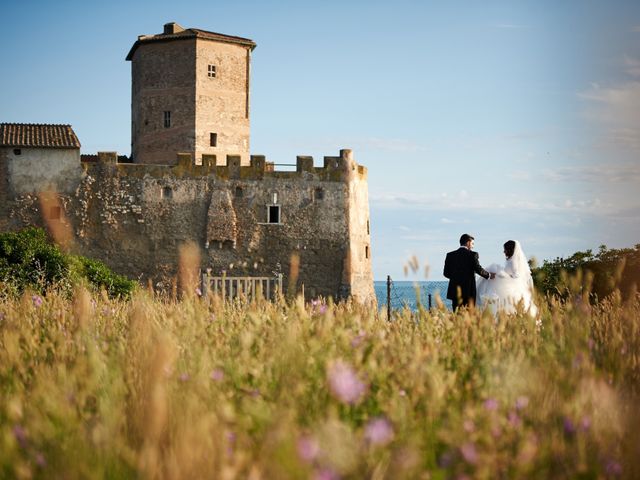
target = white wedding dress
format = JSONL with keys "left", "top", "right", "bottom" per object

{"left": 476, "top": 241, "right": 538, "bottom": 316}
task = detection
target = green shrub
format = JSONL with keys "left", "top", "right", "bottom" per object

{"left": 532, "top": 244, "right": 640, "bottom": 301}
{"left": 0, "top": 227, "right": 135, "bottom": 298}
{"left": 74, "top": 256, "right": 136, "bottom": 299}
{"left": 0, "top": 227, "right": 70, "bottom": 292}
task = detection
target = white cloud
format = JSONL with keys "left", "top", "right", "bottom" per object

{"left": 580, "top": 78, "right": 640, "bottom": 152}
{"left": 440, "top": 217, "right": 455, "bottom": 224}
{"left": 370, "top": 191, "right": 617, "bottom": 215}
{"left": 509, "top": 171, "right": 532, "bottom": 181}
{"left": 542, "top": 164, "right": 640, "bottom": 183}
{"left": 623, "top": 55, "right": 640, "bottom": 78}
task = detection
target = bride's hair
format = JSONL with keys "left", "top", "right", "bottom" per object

{"left": 504, "top": 240, "right": 516, "bottom": 258}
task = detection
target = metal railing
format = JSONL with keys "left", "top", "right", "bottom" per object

{"left": 202, "top": 272, "right": 283, "bottom": 302}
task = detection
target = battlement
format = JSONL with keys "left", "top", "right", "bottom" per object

{"left": 83, "top": 149, "right": 368, "bottom": 181}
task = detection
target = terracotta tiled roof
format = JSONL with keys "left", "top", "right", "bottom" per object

{"left": 0, "top": 123, "right": 81, "bottom": 149}
{"left": 126, "top": 25, "right": 256, "bottom": 60}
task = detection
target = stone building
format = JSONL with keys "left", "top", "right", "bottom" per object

{"left": 0, "top": 23, "right": 375, "bottom": 303}
{"left": 127, "top": 22, "right": 255, "bottom": 166}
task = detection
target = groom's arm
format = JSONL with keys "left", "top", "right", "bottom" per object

{"left": 443, "top": 253, "right": 451, "bottom": 279}
{"left": 472, "top": 252, "right": 491, "bottom": 279}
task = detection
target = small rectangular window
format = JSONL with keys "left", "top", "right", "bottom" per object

{"left": 162, "top": 186, "right": 172, "bottom": 199}
{"left": 365, "top": 245, "right": 369, "bottom": 259}
{"left": 13, "top": 148, "right": 21, "bottom": 155}
{"left": 268, "top": 205, "right": 280, "bottom": 224}
{"left": 49, "top": 206, "right": 61, "bottom": 220}
{"left": 210, "top": 132, "right": 217, "bottom": 147}
{"left": 164, "top": 111, "right": 171, "bottom": 128}
{"left": 208, "top": 64, "right": 216, "bottom": 78}
{"left": 314, "top": 188, "right": 324, "bottom": 201}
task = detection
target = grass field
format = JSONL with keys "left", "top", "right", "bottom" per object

{"left": 0, "top": 285, "right": 638, "bottom": 479}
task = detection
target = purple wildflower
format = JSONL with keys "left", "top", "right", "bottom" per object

{"left": 605, "top": 460, "right": 622, "bottom": 477}
{"left": 210, "top": 368, "right": 224, "bottom": 382}
{"left": 313, "top": 468, "right": 340, "bottom": 480}
{"left": 296, "top": 435, "right": 320, "bottom": 463}
{"left": 398, "top": 389, "right": 407, "bottom": 397}
{"left": 13, "top": 425, "right": 27, "bottom": 448}
{"left": 32, "top": 295, "right": 43, "bottom": 308}
{"left": 179, "top": 372, "right": 190, "bottom": 382}
{"left": 580, "top": 416, "right": 591, "bottom": 431}
{"left": 35, "top": 452, "right": 47, "bottom": 468}
{"left": 460, "top": 442, "right": 478, "bottom": 465}
{"left": 327, "top": 360, "right": 367, "bottom": 405}
{"left": 364, "top": 417, "right": 394, "bottom": 446}
{"left": 563, "top": 417, "right": 576, "bottom": 436}
{"left": 350, "top": 330, "right": 366, "bottom": 348}
{"left": 463, "top": 420, "right": 475, "bottom": 433}
{"left": 311, "top": 299, "right": 328, "bottom": 315}
{"left": 226, "top": 431, "right": 236, "bottom": 457}
{"left": 195, "top": 288, "right": 202, "bottom": 297}
{"left": 438, "top": 451, "right": 454, "bottom": 468}
{"left": 508, "top": 411, "right": 521, "bottom": 428}
{"left": 515, "top": 396, "right": 529, "bottom": 410}
{"left": 484, "top": 398, "right": 498, "bottom": 411}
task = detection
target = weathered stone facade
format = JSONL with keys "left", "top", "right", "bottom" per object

{"left": 0, "top": 149, "right": 374, "bottom": 302}
{"left": 0, "top": 23, "right": 375, "bottom": 302}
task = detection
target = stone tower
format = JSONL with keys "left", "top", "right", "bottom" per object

{"left": 126, "top": 22, "right": 256, "bottom": 165}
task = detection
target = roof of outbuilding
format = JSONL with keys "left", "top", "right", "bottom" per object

{"left": 0, "top": 123, "right": 81, "bottom": 149}
{"left": 126, "top": 26, "right": 256, "bottom": 61}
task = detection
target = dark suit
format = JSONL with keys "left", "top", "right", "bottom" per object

{"left": 443, "top": 247, "right": 490, "bottom": 308}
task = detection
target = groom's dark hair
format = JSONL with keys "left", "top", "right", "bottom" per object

{"left": 459, "top": 234, "right": 474, "bottom": 246}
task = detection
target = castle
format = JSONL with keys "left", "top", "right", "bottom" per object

{"left": 0, "top": 23, "right": 374, "bottom": 302}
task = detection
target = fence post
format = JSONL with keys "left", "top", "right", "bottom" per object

{"left": 387, "top": 275, "right": 391, "bottom": 322}
{"left": 428, "top": 294, "right": 432, "bottom": 310}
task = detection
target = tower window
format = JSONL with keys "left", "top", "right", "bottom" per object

{"left": 235, "top": 186, "right": 243, "bottom": 198}
{"left": 314, "top": 187, "right": 324, "bottom": 201}
{"left": 13, "top": 148, "right": 21, "bottom": 155}
{"left": 49, "top": 206, "right": 61, "bottom": 220}
{"left": 163, "top": 111, "right": 171, "bottom": 128}
{"left": 210, "top": 132, "right": 217, "bottom": 147}
{"left": 208, "top": 65, "right": 216, "bottom": 77}
{"left": 367, "top": 220, "right": 370, "bottom": 235}
{"left": 162, "top": 186, "right": 173, "bottom": 199}
{"left": 268, "top": 205, "right": 280, "bottom": 224}
{"left": 365, "top": 245, "right": 369, "bottom": 259}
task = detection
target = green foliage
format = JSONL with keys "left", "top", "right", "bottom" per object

{"left": 72, "top": 256, "right": 136, "bottom": 299}
{"left": 532, "top": 244, "right": 640, "bottom": 301}
{"left": 0, "top": 227, "right": 135, "bottom": 298}
{"left": 0, "top": 227, "right": 70, "bottom": 292}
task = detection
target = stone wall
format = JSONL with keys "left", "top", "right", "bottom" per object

{"left": 1, "top": 150, "right": 375, "bottom": 302}
{"left": 131, "top": 40, "right": 197, "bottom": 164}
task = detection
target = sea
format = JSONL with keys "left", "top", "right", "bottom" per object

{"left": 374, "top": 280, "right": 453, "bottom": 311}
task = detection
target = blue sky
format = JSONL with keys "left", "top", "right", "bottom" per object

{"left": 2, "top": 0, "right": 639, "bottom": 279}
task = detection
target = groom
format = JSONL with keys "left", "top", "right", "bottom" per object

{"left": 444, "top": 234, "right": 494, "bottom": 310}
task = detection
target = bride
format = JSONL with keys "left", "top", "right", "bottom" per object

{"left": 476, "top": 240, "right": 538, "bottom": 316}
